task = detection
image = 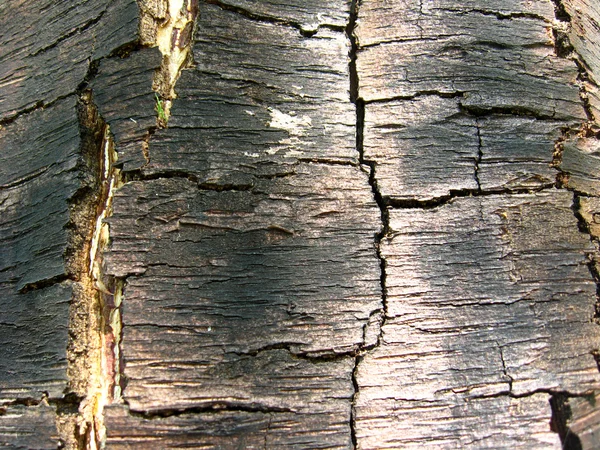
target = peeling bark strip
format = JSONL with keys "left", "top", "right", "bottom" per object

{"left": 138, "top": 0, "right": 199, "bottom": 124}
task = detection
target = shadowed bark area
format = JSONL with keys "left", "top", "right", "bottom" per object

{"left": 1, "top": 0, "right": 600, "bottom": 449}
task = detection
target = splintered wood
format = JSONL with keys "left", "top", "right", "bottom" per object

{"left": 0, "top": 0, "right": 140, "bottom": 447}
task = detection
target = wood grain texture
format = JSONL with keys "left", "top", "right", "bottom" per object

{"left": 0, "top": 0, "right": 139, "bottom": 120}
{"left": 105, "top": 404, "right": 352, "bottom": 449}
{"left": 0, "top": 404, "right": 60, "bottom": 449}
{"left": 0, "top": 98, "right": 81, "bottom": 291}
{"left": 213, "top": 0, "right": 350, "bottom": 31}
{"left": 0, "top": 98, "right": 84, "bottom": 402}
{"left": 355, "top": 1, "right": 585, "bottom": 121}
{"left": 104, "top": 163, "right": 379, "bottom": 444}
{"left": 142, "top": 2, "right": 356, "bottom": 186}
{"left": 562, "top": 137, "right": 600, "bottom": 196}
{"left": 355, "top": 191, "right": 600, "bottom": 448}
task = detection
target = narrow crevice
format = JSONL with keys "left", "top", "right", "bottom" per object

{"left": 347, "top": 1, "right": 388, "bottom": 448}
{"left": 350, "top": 354, "right": 362, "bottom": 449}
{"left": 296, "top": 157, "right": 359, "bottom": 167}
{"left": 231, "top": 344, "right": 359, "bottom": 362}
{"left": 0, "top": 101, "right": 44, "bottom": 128}
{"left": 127, "top": 403, "right": 294, "bottom": 420}
{"left": 0, "top": 166, "right": 51, "bottom": 191}
{"left": 460, "top": 9, "right": 550, "bottom": 22}
{"left": 385, "top": 184, "right": 556, "bottom": 210}
{"left": 18, "top": 274, "right": 72, "bottom": 294}
{"left": 471, "top": 388, "right": 595, "bottom": 401}
{"left": 203, "top": 0, "right": 344, "bottom": 37}
{"left": 364, "top": 91, "right": 464, "bottom": 104}
{"left": 497, "top": 344, "right": 514, "bottom": 394}
{"left": 198, "top": 182, "right": 253, "bottom": 192}
{"left": 474, "top": 117, "right": 483, "bottom": 192}
{"left": 550, "top": 393, "right": 584, "bottom": 450}
{"left": 458, "top": 103, "right": 562, "bottom": 120}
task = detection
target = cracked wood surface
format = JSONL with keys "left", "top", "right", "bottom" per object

{"left": 355, "top": 192, "right": 600, "bottom": 448}
{"left": 0, "top": 0, "right": 139, "bottom": 122}
{"left": 355, "top": 0, "right": 600, "bottom": 448}
{"left": 0, "top": 0, "right": 140, "bottom": 447}
{"left": 2, "top": 0, "right": 600, "bottom": 448}
{"left": 100, "top": 2, "right": 382, "bottom": 445}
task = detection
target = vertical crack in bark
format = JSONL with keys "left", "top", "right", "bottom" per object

{"left": 139, "top": 0, "right": 199, "bottom": 126}
{"left": 70, "top": 92, "right": 126, "bottom": 450}
{"left": 474, "top": 117, "right": 483, "bottom": 192}
{"left": 497, "top": 343, "right": 514, "bottom": 394}
{"left": 347, "top": 0, "right": 389, "bottom": 447}
{"left": 550, "top": 393, "right": 584, "bottom": 449}
{"left": 548, "top": 0, "right": 600, "bottom": 445}
{"left": 63, "top": 3, "right": 200, "bottom": 447}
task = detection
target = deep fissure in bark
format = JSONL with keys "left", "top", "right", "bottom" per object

{"left": 474, "top": 118, "right": 483, "bottom": 192}
{"left": 63, "top": 89, "right": 127, "bottom": 450}
{"left": 550, "top": 393, "right": 584, "bottom": 450}
{"left": 139, "top": 0, "right": 199, "bottom": 126}
{"left": 548, "top": 0, "right": 600, "bottom": 444}
{"left": 347, "top": 0, "right": 389, "bottom": 447}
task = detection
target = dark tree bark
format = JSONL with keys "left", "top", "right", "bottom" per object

{"left": 1, "top": 0, "right": 600, "bottom": 449}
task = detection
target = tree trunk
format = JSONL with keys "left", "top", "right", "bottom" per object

{"left": 1, "top": 0, "right": 600, "bottom": 449}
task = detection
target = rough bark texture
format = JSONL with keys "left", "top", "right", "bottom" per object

{"left": 2, "top": 0, "right": 600, "bottom": 448}
{"left": 0, "top": 0, "right": 140, "bottom": 447}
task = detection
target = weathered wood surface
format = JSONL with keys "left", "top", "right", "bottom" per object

{"left": 563, "top": 0, "right": 600, "bottom": 120}
{"left": 0, "top": 0, "right": 139, "bottom": 121}
{"left": 354, "top": 0, "right": 600, "bottom": 448}
{"left": 364, "top": 98, "right": 565, "bottom": 201}
{"left": 356, "top": 2, "right": 584, "bottom": 120}
{"left": 0, "top": 98, "right": 80, "bottom": 408}
{"left": 101, "top": 3, "right": 382, "bottom": 444}
{"left": 2, "top": 0, "right": 600, "bottom": 447}
{"left": 140, "top": 2, "right": 356, "bottom": 186}
{"left": 355, "top": 192, "right": 600, "bottom": 448}
{"left": 0, "top": 0, "right": 139, "bottom": 447}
